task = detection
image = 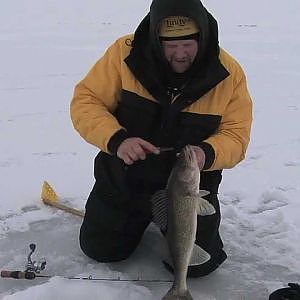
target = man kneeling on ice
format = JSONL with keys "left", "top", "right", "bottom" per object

{"left": 70, "top": 0, "right": 253, "bottom": 278}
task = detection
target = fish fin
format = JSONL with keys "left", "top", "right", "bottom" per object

{"left": 195, "top": 197, "right": 216, "bottom": 216}
{"left": 163, "top": 243, "right": 211, "bottom": 268}
{"left": 198, "top": 189, "right": 210, "bottom": 197}
{"left": 150, "top": 190, "right": 168, "bottom": 232}
{"left": 189, "top": 244, "right": 211, "bottom": 266}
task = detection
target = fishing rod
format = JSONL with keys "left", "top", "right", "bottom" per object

{"left": 1, "top": 243, "right": 172, "bottom": 283}
{"left": 0, "top": 271, "right": 172, "bottom": 283}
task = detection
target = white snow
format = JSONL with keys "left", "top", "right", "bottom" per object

{"left": 1, "top": 0, "right": 299, "bottom": 299}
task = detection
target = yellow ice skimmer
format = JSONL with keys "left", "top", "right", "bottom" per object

{"left": 41, "top": 181, "right": 85, "bottom": 217}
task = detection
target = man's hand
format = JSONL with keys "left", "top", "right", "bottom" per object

{"left": 117, "top": 137, "right": 160, "bottom": 165}
{"left": 190, "top": 145, "right": 206, "bottom": 170}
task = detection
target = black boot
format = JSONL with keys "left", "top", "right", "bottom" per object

{"left": 269, "top": 283, "right": 300, "bottom": 300}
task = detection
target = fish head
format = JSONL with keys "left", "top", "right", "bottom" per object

{"left": 169, "top": 145, "right": 200, "bottom": 193}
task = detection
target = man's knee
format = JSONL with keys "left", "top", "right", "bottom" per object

{"left": 79, "top": 237, "right": 133, "bottom": 262}
{"left": 80, "top": 180, "right": 150, "bottom": 262}
{"left": 79, "top": 220, "right": 140, "bottom": 262}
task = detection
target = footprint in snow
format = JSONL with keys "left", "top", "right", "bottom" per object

{"left": 220, "top": 191, "right": 246, "bottom": 206}
{"left": 284, "top": 159, "right": 300, "bottom": 167}
{"left": 0, "top": 158, "right": 21, "bottom": 168}
{"left": 249, "top": 190, "right": 289, "bottom": 214}
{"left": 0, "top": 205, "right": 41, "bottom": 233}
{"left": 255, "top": 211, "right": 289, "bottom": 239}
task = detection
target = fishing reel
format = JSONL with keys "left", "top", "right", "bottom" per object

{"left": 25, "top": 243, "right": 47, "bottom": 273}
{"left": 1, "top": 243, "right": 47, "bottom": 280}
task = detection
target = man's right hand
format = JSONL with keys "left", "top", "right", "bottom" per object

{"left": 117, "top": 137, "right": 160, "bottom": 165}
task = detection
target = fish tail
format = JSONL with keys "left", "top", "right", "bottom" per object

{"left": 162, "top": 287, "right": 193, "bottom": 300}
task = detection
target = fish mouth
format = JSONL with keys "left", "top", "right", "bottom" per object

{"left": 181, "top": 145, "right": 196, "bottom": 165}
{"left": 173, "top": 145, "right": 199, "bottom": 185}
{"left": 183, "top": 145, "right": 193, "bottom": 158}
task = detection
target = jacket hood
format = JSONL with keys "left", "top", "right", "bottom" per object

{"left": 125, "top": 0, "right": 229, "bottom": 106}
{"left": 149, "top": 0, "right": 211, "bottom": 63}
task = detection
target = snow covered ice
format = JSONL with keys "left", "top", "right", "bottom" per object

{"left": 1, "top": 0, "right": 300, "bottom": 299}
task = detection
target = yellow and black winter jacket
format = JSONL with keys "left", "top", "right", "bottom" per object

{"left": 71, "top": 0, "right": 252, "bottom": 195}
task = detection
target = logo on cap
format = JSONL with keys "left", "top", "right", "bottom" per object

{"left": 159, "top": 16, "right": 199, "bottom": 38}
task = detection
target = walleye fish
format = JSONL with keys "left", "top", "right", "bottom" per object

{"left": 152, "top": 145, "right": 216, "bottom": 300}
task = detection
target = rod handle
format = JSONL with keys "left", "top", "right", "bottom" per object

{"left": 1, "top": 270, "right": 35, "bottom": 280}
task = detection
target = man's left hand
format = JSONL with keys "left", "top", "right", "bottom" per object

{"left": 190, "top": 145, "right": 206, "bottom": 170}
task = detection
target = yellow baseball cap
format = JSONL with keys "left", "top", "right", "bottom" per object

{"left": 158, "top": 16, "right": 199, "bottom": 38}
